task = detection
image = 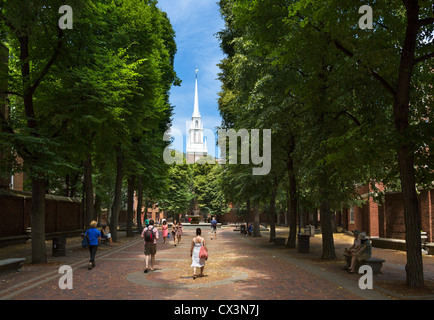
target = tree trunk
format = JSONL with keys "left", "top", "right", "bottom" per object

{"left": 94, "top": 193, "right": 102, "bottom": 227}
{"left": 392, "top": 1, "right": 424, "bottom": 288}
{"left": 269, "top": 187, "right": 277, "bottom": 242}
{"left": 126, "top": 176, "right": 135, "bottom": 237}
{"left": 400, "top": 149, "right": 424, "bottom": 287}
{"left": 284, "top": 190, "right": 289, "bottom": 227}
{"left": 253, "top": 203, "right": 261, "bottom": 237}
{"left": 269, "top": 182, "right": 277, "bottom": 242}
{"left": 109, "top": 145, "right": 123, "bottom": 242}
{"left": 136, "top": 176, "right": 143, "bottom": 231}
{"left": 83, "top": 153, "right": 94, "bottom": 226}
{"left": 246, "top": 199, "right": 252, "bottom": 223}
{"left": 0, "top": 43, "right": 9, "bottom": 189}
{"left": 19, "top": 34, "right": 47, "bottom": 264}
{"left": 286, "top": 136, "right": 297, "bottom": 248}
{"left": 320, "top": 199, "right": 337, "bottom": 260}
{"left": 31, "top": 174, "right": 47, "bottom": 264}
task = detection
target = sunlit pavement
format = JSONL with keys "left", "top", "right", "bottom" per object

{"left": 1, "top": 227, "right": 433, "bottom": 300}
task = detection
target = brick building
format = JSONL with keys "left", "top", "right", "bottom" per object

{"left": 342, "top": 184, "right": 433, "bottom": 243}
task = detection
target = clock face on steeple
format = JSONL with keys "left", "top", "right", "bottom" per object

{"left": 186, "top": 68, "right": 207, "bottom": 163}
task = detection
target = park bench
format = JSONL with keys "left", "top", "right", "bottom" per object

{"left": 101, "top": 237, "right": 109, "bottom": 245}
{"left": 349, "top": 257, "right": 385, "bottom": 274}
{"left": 0, "top": 258, "right": 25, "bottom": 273}
{"left": 360, "top": 257, "right": 385, "bottom": 274}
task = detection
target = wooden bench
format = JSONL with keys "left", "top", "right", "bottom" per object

{"left": 0, "top": 258, "right": 25, "bottom": 273}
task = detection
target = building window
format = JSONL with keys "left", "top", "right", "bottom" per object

{"left": 195, "top": 120, "right": 198, "bottom": 128}
{"left": 350, "top": 206, "right": 355, "bottom": 224}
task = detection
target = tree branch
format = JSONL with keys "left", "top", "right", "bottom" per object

{"left": 0, "top": 107, "right": 15, "bottom": 135}
{"left": 418, "top": 17, "right": 434, "bottom": 28}
{"left": 295, "top": 12, "right": 397, "bottom": 98}
{"left": 0, "top": 91, "right": 23, "bottom": 98}
{"left": 0, "top": 12, "right": 19, "bottom": 36}
{"left": 30, "top": 28, "right": 64, "bottom": 94}
{"left": 333, "top": 39, "right": 397, "bottom": 98}
{"left": 414, "top": 52, "right": 434, "bottom": 64}
{"left": 333, "top": 110, "right": 361, "bottom": 126}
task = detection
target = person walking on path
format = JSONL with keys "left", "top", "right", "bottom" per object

{"left": 172, "top": 221, "right": 178, "bottom": 246}
{"left": 177, "top": 221, "right": 183, "bottom": 244}
{"left": 190, "top": 228, "right": 208, "bottom": 279}
{"left": 86, "top": 220, "right": 101, "bottom": 270}
{"left": 161, "top": 220, "right": 169, "bottom": 244}
{"left": 210, "top": 217, "right": 217, "bottom": 240}
{"left": 141, "top": 219, "right": 159, "bottom": 273}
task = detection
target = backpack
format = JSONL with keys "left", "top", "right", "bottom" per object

{"left": 144, "top": 227, "right": 155, "bottom": 242}
{"left": 81, "top": 231, "right": 90, "bottom": 248}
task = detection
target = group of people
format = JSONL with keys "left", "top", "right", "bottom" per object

{"left": 160, "top": 220, "right": 184, "bottom": 246}
{"left": 243, "top": 222, "right": 253, "bottom": 236}
{"left": 343, "top": 229, "right": 372, "bottom": 273}
{"left": 142, "top": 219, "right": 208, "bottom": 278}
{"left": 84, "top": 217, "right": 212, "bottom": 279}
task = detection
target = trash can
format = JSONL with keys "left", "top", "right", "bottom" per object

{"left": 297, "top": 234, "right": 310, "bottom": 253}
{"left": 52, "top": 237, "right": 67, "bottom": 257}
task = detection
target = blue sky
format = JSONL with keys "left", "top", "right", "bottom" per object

{"left": 156, "top": 0, "right": 225, "bottom": 158}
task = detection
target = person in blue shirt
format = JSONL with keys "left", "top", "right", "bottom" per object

{"left": 85, "top": 220, "right": 101, "bottom": 270}
{"left": 210, "top": 217, "right": 217, "bottom": 240}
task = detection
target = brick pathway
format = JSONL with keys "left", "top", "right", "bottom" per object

{"left": 0, "top": 227, "right": 433, "bottom": 301}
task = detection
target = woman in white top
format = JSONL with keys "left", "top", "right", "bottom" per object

{"left": 190, "top": 228, "right": 208, "bottom": 279}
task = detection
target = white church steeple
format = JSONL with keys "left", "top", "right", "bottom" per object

{"left": 192, "top": 68, "right": 200, "bottom": 118}
{"left": 186, "top": 68, "right": 207, "bottom": 163}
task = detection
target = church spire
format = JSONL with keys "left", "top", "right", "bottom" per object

{"left": 193, "top": 68, "right": 200, "bottom": 118}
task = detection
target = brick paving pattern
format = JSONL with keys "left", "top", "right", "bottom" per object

{"left": 1, "top": 227, "right": 433, "bottom": 300}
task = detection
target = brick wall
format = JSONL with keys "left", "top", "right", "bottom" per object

{"left": 420, "top": 190, "right": 433, "bottom": 242}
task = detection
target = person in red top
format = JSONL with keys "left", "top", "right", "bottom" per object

{"left": 141, "top": 219, "right": 159, "bottom": 273}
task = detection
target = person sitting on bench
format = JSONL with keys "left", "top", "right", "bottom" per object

{"left": 101, "top": 225, "right": 113, "bottom": 246}
{"left": 245, "top": 222, "right": 253, "bottom": 236}
{"left": 343, "top": 230, "right": 361, "bottom": 269}
{"left": 347, "top": 232, "right": 372, "bottom": 273}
